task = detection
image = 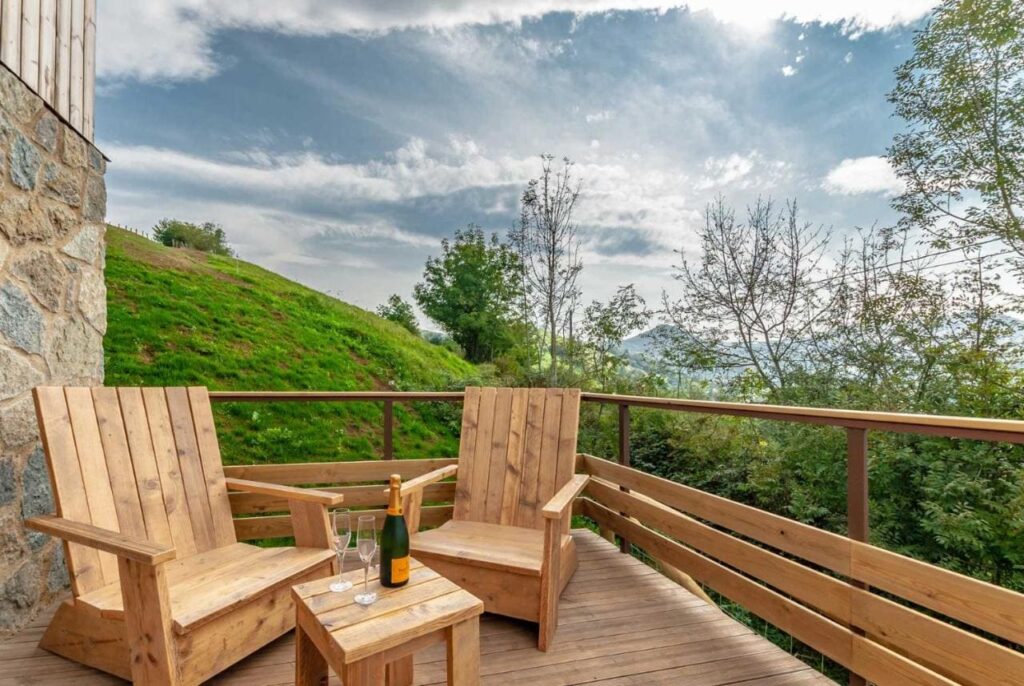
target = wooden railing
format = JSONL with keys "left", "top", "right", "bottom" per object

{"left": 578, "top": 454, "right": 1024, "bottom": 686}
{"left": 210, "top": 389, "right": 1024, "bottom": 685}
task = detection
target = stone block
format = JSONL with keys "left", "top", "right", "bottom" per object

{"left": 22, "top": 447, "right": 53, "bottom": 550}
{"left": 0, "top": 282, "right": 45, "bottom": 354}
{"left": 83, "top": 174, "right": 106, "bottom": 221}
{"left": 88, "top": 145, "right": 104, "bottom": 173}
{"left": 0, "top": 457, "right": 14, "bottom": 506}
{"left": 77, "top": 266, "right": 106, "bottom": 333}
{"left": 9, "top": 133, "right": 40, "bottom": 191}
{"left": 61, "top": 133, "right": 86, "bottom": 169}
{"left": 47, "top": 548, "right": 68, "bottom": 592}
{"left": 0, "top": 512, "right": 26, "bottom": 569}
{"left": 0, "top": 67, "right": 41, "bottom": 124}
{"left": 13, "top": 250, "right": 66, "bottom": 312}
{"left": 0, "top": 196, "right": 44, "bottom": 245}
{"left": 0, "top": 396, "right": 38, "bottom": 449}
{"left": 61, "top": 224, "right": 104, "bottom": 264}
{"left": 46, "top": 317, "right": 103, "bottom": 385}
{"left": 0, "top": 348, "right": 44, "bottom": 402}
{"left": 40, "top": 162, "right": 81, "bottom": 207}
{"left": 0, "top": 561, "right": 41, "bottom": 630}
{"left": 33, "top": 114, "right": 58, "bottom": 153}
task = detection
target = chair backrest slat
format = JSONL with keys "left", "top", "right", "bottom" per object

{"left": 454, "top": 387, "right": 580, "bottom": 530}
{"left": 34, "top": 386, "right": 236, "bottom": 596}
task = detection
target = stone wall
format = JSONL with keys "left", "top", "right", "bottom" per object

{"left": 0, "top": 64, "right": 106, "bottom": 634}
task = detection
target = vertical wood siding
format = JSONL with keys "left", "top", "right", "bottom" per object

{"left": 0, "top": 0, "right": 95, "bottom": 140}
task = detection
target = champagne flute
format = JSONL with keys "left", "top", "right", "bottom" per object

{"left": 354, "top": 515, "right": 378, "bottom": 606}
{"left": 329, "top": 508, "right": 353, "bottom": 593}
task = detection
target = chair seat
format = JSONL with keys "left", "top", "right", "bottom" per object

{"left": 411, "top": 520, "right": 572, "bottom": 577}
{"left": 76, "top": 542, "right": 334, "bottom": 634}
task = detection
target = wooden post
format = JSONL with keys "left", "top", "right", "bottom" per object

{"left": 618, "top": 403, "right": 631, "bottom": 554}
{"left": 383, "top": 400, "right": 394, "bottom": 460}
{"left": 846, "top": 427, "right": 868, "bottom": 686}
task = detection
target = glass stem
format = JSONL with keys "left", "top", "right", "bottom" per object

{"left": 338, "top": 548, "right": 346, "bottom": 581}
{"left": 364, "top": 562, "right": 369, "bottom": 593}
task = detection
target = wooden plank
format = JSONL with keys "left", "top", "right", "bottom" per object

{"left": 90, "top": 388, "right": 147, "bottom": 541}
{"left": 68, "top": 0, "right": 82, "bottom": 129}
{"left": 38, "top": 0, "right": 55, "bottom": 99}
{"left": 447, "top": 618, "right": 480, "bottom": 685}
{"left": 514, "top": 388, "right": 547, "bottom": 529}
{"left": 165, "top": 387, "right": 217, "bottom": 552}
{"left": 80, "top": 0, "right": 92, "bottom": 138}
{"left": 554, "top": 389, "right": 580, "bottom": 495}
{"left": 33, "top": 387, "right": 105, "bottom": 594}
{"left": 117, "top": 388, "right": 173, "bottom": 546}
{"left": 1, "top": 0, "right": 21, "bottom": 72}
{"left": 499, "top": 388, "right": 529, "bottom": 526}
{"left": 223, "top": 457, "right": 459, "bottom": 486}
{"left": 532, "top": 389, "right": 565, "bottom": 527}
{"left": 142, "top": 387, "right": 198, "bottom": 557}
{"left": 20, "top": 0, "right": 39, "bottom": 90}
{"left": 26, "top": 515, "right": 174, "bottom": 565}
{"left": 117, "top": 557, "right": 177, "bottom": 685}
{"left": 53, "top": 0, "right": 69, "bottom": 118}
{"left": 187, "top": 387, "right": 237, "bottom": 547}
{"left": 583, "top": 500, "right": 958, "bottom": 686}
{"left": 453, "top": 387, "right": 481, "bottom": 521}
{"left": 466, "top": 387, "right": 497, "bottom": 523}
{"left": 229, "top": 482, "right": 454, "bottom": 515}
{"left": 64, "top": 387, "right": 120, "bottom": 584}
{"left": 483, "top": 388, "right": 513, "bottom": 524}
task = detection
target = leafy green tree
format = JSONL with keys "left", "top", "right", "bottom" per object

{"left": 376, "top": 294, "right": 419, "bottom": 335}
{"left": 152, "top": 219, "right": 234, "bottom": 256}
{"left": 414, "top": 226, "right": 523, "bottom": 364}
{"left": 888, "top": 0, "right": 1024, "bottom": 257}
{"left": 580, "top": 285, "right": 651, "bottom": 391}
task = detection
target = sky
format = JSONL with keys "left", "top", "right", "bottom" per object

{"left": 95, "top": 1, "right": 936, "bottom": 323}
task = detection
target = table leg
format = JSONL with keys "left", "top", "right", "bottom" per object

{"left": 295, "top": 622, "right": 328, "bottom": 686}
{"left": 387, "top": 655, "right": 414, "bottom": 685}
{"left": 445, "top": 617, "right": 480, "bottom": 686}
{"left": 343, "top": 656, "right": 386, "bottom": 686}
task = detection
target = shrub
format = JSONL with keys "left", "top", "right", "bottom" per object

{"left": 152, "top": 219, "right": 234, "bottom": 256}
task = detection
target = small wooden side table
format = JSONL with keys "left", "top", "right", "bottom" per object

{"left": 292, "top": 559, "right": 484, "bottom": 686}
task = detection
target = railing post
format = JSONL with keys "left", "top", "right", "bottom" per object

{"left": 383, "top": 400, "right": 394, "bottom": 460}
{"left": 846, "top": 427, "right": 868, "bottom": 686}
{"left": 618, "top": 403, "right": 631, "bottom": 554}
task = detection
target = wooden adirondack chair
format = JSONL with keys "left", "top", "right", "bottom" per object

{"left": 25, "top": 386, "right": 342, "bottom": 685}
{"left": 403, "top": 387, "right": 589, "bottom": 651}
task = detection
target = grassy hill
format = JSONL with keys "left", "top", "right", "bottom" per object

{"left": 103, "top": 227, "right": 477, "bottom": 465}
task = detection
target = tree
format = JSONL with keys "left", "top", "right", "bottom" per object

{"left": 664, "top": 198, "right": 834, "bottom": 397}
{"left": 376, "top": 294, "right": 419, "bottom": 335}
{"left": 152, "top": 219, "right": 233, "bottom": 255}
{"left": 510, "top": 155, "right": 583, "bottom": 384}
{"left": 888, "top": 0, "right": 1024, "bottom": 259}
{"left": 414, "top": 226, "right": 523, "bottom": 363}
{"left": 581, "top": 285, "right": 651, "bottom": 391}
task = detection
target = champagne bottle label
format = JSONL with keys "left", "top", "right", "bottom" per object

{"left": 391, "top": 556, "right": 410, "bottom": 583}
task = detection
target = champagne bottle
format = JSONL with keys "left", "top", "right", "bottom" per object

{"left": 380, "top": 474, "right": 410, "bottom": 588}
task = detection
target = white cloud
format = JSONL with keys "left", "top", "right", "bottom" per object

{"left": 585, "top": 110, "right": 615, "bottom": 123}
{"left": 781, "top": 65, "right": 797, "bottom": 76}
{"left": 98, "top": 1, "right": 937, "bottom": 82}
{"left": 822, "top": 156, "right": 904, "bottom": 196}
{"left": 844, "top": 51, "right": 854, "bottom": 63}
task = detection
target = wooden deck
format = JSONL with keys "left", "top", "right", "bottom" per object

{"left": 0, "top": 531, "right": 833, "bottom": 686}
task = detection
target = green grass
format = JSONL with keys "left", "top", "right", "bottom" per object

{"left": 103, "top": 227, "right": 478, "bottom": 466}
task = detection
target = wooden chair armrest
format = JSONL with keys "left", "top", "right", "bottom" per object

{"left": 225, "top": 477, "right": 345, "bottom": 506}
{"left": 541, "top": 474, "right": 590, "bottom": 520}
{"left": 25, "top": 515, "right": 176, "bottom": 565}
{"left": 380, "top": 464, "right": 459, "bottom": 497}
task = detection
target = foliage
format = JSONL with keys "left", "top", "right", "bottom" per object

{"left": 579, "top": 284, "right": 651, "bottom": 391}
{"left": 888, "top": 0, "right": 1024, "bottom": 260}
{"left": 414, "top": 226, "right": 524, "bottom": 363}
{"left": 376, "top": 294, "right": 419, "bottom": 335}
{"left": 104, "top": 226, "right": 476, "bottom": 465}
{"left": 152, "top": 219, "right": 234, "bottom": 256}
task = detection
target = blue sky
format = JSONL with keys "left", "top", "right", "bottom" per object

{"left": 95, "top": 2, "right": 934, "bottom": 318}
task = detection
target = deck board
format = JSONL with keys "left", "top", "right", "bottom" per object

{"left": 0, "top": 531, "right": 833, "bottom": 685}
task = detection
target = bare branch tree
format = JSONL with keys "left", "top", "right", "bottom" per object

{"left": 510, "top": 155, "right": 583, "bottom": 384}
